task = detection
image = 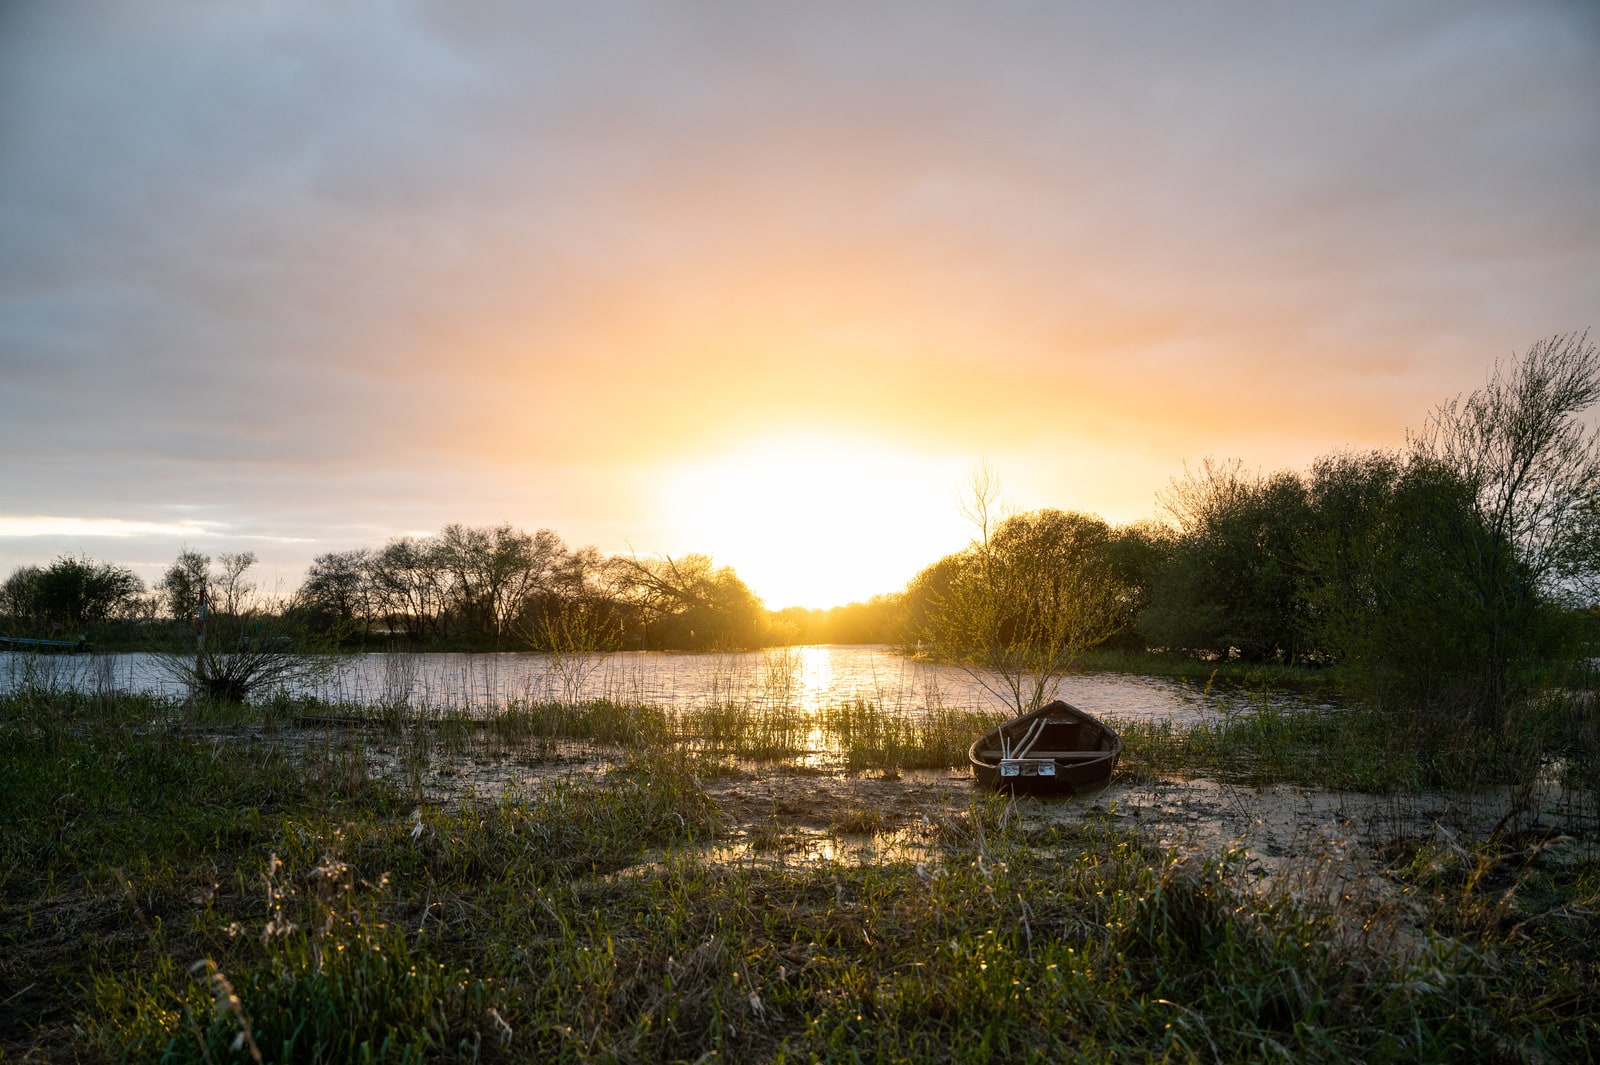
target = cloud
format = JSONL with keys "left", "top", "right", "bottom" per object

{"left": 1, "top": 1, "right": 1596, "bottom": 595}
{"left": 0, "top": 516, "right": 226, "bottom": 540}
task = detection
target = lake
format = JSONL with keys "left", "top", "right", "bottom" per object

{"left": 0, "top": 644, "right": 1331, "bottom": 725}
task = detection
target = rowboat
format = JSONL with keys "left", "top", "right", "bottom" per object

{"left": 0, "top": 635, "right": 88, "bottom": 654}
{"left": 968, "top": 700, "right": 1122, "bottom": 793}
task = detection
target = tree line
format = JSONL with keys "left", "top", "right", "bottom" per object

{"left": 0, "top": 529, "right": 778, "bottom": 652}
{"left": 904, "top": 332, "right": 1600, "bottom": 727}
{"left": 292, "top": 525, "right": 771, "bottom": 650}
{"left": 5, "top": 334, "right": 1595, "bottom": 726}
{"left": 1, "top": 548, "right": 270, "bottom": 633}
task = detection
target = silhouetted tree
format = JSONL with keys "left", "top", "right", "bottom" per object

{"left": 368, "top": 537, "right": 445, "bottom": 644}
{"left": 214, "top": 551, "right": 258, "bottom": 617}
{"left": 436, "top": 524, "right": 565, "bottom": 644}
{"left": 1300, "top": 450, "right": 1504, "bottom": 712}
{"left": 1143, "top": 459, "right": 1313, "bottom": 660}
{"left": 0, "top": 565, "right": 43, "bottom": 622}
{"left": 1349, "top": 331, "right": 1600, "bottom": 726}
{"left": 610, "top": 553, "right": 766, "bottom": 649}
{"left": 1, "top": 555, "right": 142, "bottom": 627}
{"left": 296, "top": 548, "right": 375, "bottom": 636}
{"left": 158, "top": 549, "right": 210, "bottom": 621}
{"left": 1419, "top": 331, "right": 1600, "bottom": 603}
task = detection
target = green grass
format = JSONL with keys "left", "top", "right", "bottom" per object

{"left": 817, "top": 701, "right": 1000, "bottom": 773}
{"left": 1118, "top": 699, "right": 1421, "bottom": 792}
{"left": 3, "top": 687, "right": 1596, "bottom": 1062}
{"left": 1117, "top": 686, "right": 1600, "bottom": 799}
{"left": 1074, "top": 647, "right": 1348, "bottom": 694}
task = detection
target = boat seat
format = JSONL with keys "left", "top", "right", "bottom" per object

{"left": 978, "top": 749, "right": 1108, "bottom": 761}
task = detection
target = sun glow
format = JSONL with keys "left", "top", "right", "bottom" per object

{"left": 660, "top": 435, "right": 973, "bottom": 610}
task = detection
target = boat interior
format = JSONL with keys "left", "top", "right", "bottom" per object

{"left": 977, "top": 714, "right": 1115, "bottom": 762}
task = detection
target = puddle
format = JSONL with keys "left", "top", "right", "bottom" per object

{"left": 1047, "top": 775, "right": 1599, "bottom": 885}
{"left": 705, "top": 824, "right": 932, "bottom": 869}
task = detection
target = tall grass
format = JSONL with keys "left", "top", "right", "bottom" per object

{"left": 289, "top": 683, "right": 1001, "bottom": 776}
{"left": 817, "top": 700, "right": 1000, "bottom": 772}
{"left": 1119, "top": 687, "right": 1600, "bottom": 813}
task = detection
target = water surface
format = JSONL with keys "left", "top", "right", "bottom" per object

{"left": 0, "top": 644, "right": 1331, "bottom": 725}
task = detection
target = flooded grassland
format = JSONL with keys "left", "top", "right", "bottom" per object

{"left": 2, "top": 650, "right": 1596, "bottom": 1061}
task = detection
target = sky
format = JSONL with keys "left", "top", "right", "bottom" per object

{"left": 2, "top": 2, "right": 1597, "bottom": 609}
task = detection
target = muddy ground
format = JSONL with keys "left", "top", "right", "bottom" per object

{"left": 249, "top": 723, "right": 1599, "bottom": 888}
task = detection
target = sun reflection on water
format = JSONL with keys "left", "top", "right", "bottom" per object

{"left": 797, "top": 645, "right": 834, "bottom": 711}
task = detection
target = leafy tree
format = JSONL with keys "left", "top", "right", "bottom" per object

{"left": 0, "top": 555, "right": 142, "bottom": 627}
{"left": 158, "top": 549, "right": 210, "bottom": 621}
{"left": 915, "top": 501, "right": 1129, "bottom": 714}
{"left": 1100, "top": 520, "right": 1175, "bottom": 649}
{"left": 1300, "top": 451, "right": 1501, "bottom": 711}
{"left": 772, "top": 595, "right": 905, "bottom": 645}
{"left": 1143, "top": 459, "right": 1313, "bottom": 660}
{"left": 610, "top": 553, "right": 766, "bottom": 649}
{"left": 1298, "top": 334, "right": 1600, "bottom": 728}
{"left": 900, "top": 554, "right": 966, "bottom": 646}
{"left": 296, "top": 548, "right": 375, "bottom": 635}
{"left": 1410, "top": 333, "right": 1600, "bottom": 724}
{"left": 1, "top": 565, "right": 43, "bottom": 621}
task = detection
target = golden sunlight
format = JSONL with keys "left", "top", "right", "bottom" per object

{"left": 660, "top": 434, "right": 974, "bottom": 609}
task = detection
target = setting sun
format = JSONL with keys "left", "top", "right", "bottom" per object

{"left": 659, "top": 434, "right": 974, "bottom": 609}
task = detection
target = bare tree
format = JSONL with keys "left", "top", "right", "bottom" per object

{"left": 215, "top": 551, "right": 258, "bottom": 617}
{"left": 1418, "top": 331, "right": 1600, "bottom": 602}
{"left": 368, "top": 537, "right": 445, "bottom": 644}
{"left": 1411, "top": 331, "right": 1600, "bottom": 723}
{"left": 436, "top": 524, "right": 564, "bottom": 644}
{"left": 958, "top": 458, "right": 1004, "bottom": 555}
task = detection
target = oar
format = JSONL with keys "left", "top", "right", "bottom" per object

{"left": 1012, "top": 716, "right": 1048, "bottom": 758}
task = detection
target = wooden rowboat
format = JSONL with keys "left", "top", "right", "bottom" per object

{"left": 968, "top": 700, "right": 1122, "bottom": 793}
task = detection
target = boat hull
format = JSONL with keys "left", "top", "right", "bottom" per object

{"left": 968, "top": 700, "right": 1121, "bottom": 794}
